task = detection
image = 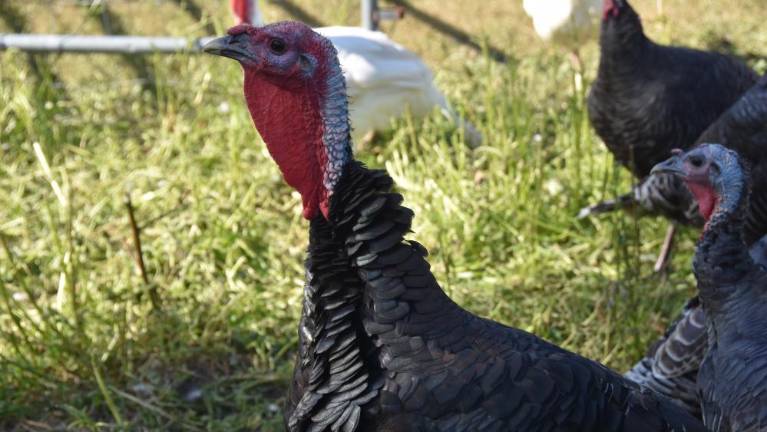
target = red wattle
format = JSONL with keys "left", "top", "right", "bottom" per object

{"left": 602, "top": 0, "right": 618, "bottom": 19}
{"left": 687, "top": 182, "right": 718, "bottom": 221}
{"left": 243, "top": 69, "right": 329, "bottom": 220}
{"left": 319, "top": 196, "right": 331, "bottom": 220}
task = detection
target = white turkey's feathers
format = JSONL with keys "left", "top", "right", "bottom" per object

{"left": 315, "top": 27, "right": 474, "bottom": 144}
{"left": 523, "top": 0, "right": 602, "bottom": 46}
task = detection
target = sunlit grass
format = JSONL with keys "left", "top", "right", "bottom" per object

{"left": 1, "top": 0, "right": 765, "bottom": 430}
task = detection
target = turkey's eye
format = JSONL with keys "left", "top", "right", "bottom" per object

{"left": 688, "top": 154, "right": 706, "bottom": 168}
{"left": 269, "top": 38, "right": 287, "bottom": 55}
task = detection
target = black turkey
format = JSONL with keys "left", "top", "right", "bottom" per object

{"left": 204, "top": 21, "right": 707, "bottom": 431}
{"left": 622, "top": 75, "right": 767, "bottom": 419}
{"left": 588, "top": 0, "right": 756, "bottom": 178}
{"left": 584, "top": 0, "right": 757, "bottom": 270}
{"left": 652, "top": 144, "right": 767, "bottom": 431}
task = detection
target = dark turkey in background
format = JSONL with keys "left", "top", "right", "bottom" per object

{"left": 588, "top": 0, "right": 756, "bottom": 179}
{"left": 583, "top": 0, "right": 757, "bottom": 271}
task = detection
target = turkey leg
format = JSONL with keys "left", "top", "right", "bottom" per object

{"left": 654, "top": 223, "right": 676, "bottom": 273}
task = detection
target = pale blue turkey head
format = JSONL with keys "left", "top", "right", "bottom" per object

{"left": 652, "top": 144, "right": 746, "bottom": 220}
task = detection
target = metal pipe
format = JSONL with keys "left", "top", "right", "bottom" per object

{"left": 361, "top": 0, "right": 378, "bottom": 31}
{"left": 0, "top": 33, "right": 216, "bottom": 54}
{"left": 246, "top": 0, "right": 263, "bottom": 26}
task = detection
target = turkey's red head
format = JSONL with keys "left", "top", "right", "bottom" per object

{"left": 602, "top": 0, "right": 628, "bottom": 19}
{"left": 652, "top": 145, "right": 745, "bottom": 222}
{"left": 204, "top": 21, "right": 352, "bottom": 220}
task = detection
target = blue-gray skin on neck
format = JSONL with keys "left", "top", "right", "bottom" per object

{"left": 690, "top": 144, "right": 752, "bottom": 297}
{"left": 701, "top": 145, "right": 747, "bottom": 225}
{"left": 318, "top": 39, "right": 353, "bottom": 196}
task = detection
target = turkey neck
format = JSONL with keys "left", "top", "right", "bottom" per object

{"left": 694, "top": 177, "right": 754, "bottom": 312}
{"left": 328, "top": 161, "right": 463, "bottom": 348}
{"left": 597, "top": 4, "right": 650, "bottom": 80}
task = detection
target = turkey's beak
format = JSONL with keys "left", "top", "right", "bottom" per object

{"left": 203, "top": 33, "right": 254, "bottom": 63}
{"left": 651, "top": 154, "right": 686, "bottom": 177}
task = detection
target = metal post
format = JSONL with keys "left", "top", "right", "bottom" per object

{"left": 248, "top": 0, "right": 263, "bottom": 26}
{"left": 0, "top": 34, "right": 216, "bottom": 54}
{"left": 361, "top": 0, "right": 378, "bottom": 31}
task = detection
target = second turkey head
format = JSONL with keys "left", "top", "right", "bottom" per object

{"left": 652, "top": 144, "right": 747, "bottom": 222}
{"left": 599, "top": 0, "right": 643, "bottom": 52}
{"left": 602, "top": 0, "right": 629, "bottom": 19}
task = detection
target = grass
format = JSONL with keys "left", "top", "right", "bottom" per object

{"left": 1, "top": 0, "right": 766, "bottom": 430}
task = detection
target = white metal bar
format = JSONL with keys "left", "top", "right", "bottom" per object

{"left": 361, "top": 0, "right": 378, "bottom": 31}
{"left": 246, "top": 0, "right": 263, "bottom": 26}
{"left": 0, "top": 34, "right": 216, "bottom": 54}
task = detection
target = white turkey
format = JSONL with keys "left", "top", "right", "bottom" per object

{"left": 228, "top": 0, "right": 482, "bottom": 147}
{"left": 315, "top": 26, "right": 482, "bottom": 146}
{"left": 522, "top": 0, "right": 602, "bottom": 47}
{"left": 522, "top": 0, "right": 602, "bottom": 71}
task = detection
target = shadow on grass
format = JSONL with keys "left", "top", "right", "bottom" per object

{"left": 0, "top": 1, "right": 65, "bottom": 87}
{"left": 390, "top": 0, "right": 508, "bottom": 62}
{"left": 169, "top": 0, "right": 217, "bottom": 35}
{"left": 268, "top": 0, "right": 324, "bottom": 28}
{"left": 89, "top": 2, "right": 157, "bottom": 94}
